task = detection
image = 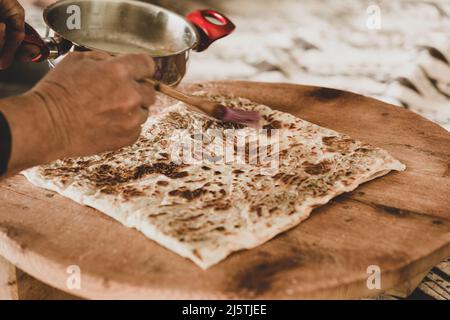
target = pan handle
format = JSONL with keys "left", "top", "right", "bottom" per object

{"left": 186, "top": 10, "right": 236, "bottom": 52}
{"left": 21, "top": 23, "right": 72, "bottom": 62}
{"left": 23, "top": 23, "right": 50, "bottom": 62}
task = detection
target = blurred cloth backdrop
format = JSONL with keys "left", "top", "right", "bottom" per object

{"left": 24, "top": 0, "right": 450, "bottom": 131}
{"left": 17, "top": 0, "right": 450, "bottom": 300}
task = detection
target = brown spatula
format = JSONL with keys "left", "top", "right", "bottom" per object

{"left": 144, "top": 79, "right": 261, "bottom": 127}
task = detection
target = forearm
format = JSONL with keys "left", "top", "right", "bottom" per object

{"left": 0, "top": 92, "right": 63, "bottom": 177}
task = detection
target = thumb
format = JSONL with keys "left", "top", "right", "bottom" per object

{"left": 0, "top": 30, "right": 25, "bottom": 69}
{"left": 0, "top": 23, "right": 6, "bottom": 60}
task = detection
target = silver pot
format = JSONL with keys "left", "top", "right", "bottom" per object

{"left": 23, "top": 0, "right": 235, "bottom": 86}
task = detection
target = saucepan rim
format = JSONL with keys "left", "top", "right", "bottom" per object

{"left": 42, "top": 0, "right": 200, "bottom": 58}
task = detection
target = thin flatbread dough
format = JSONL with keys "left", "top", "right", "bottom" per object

{"left": 23, "top": 94, "right": 406, "bottom": 269}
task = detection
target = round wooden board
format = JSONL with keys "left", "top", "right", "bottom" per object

{"left": 0, "top": 81, "right": 449, "bottom": 299}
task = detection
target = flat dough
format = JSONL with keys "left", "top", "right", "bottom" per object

{"left": 23, "top": 94, "right": 405, "bottom": 269}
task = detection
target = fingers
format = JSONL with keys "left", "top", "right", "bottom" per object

{"left": 117, "top": 82, "right": 153, "bottom": 129}
{"left": 136, "top": 106, "right": 150, "bottom": 125}
{"left": 0, "top": 23, "right": 5, "bottom": 53}
{"left": 83, "top": 50, "right": 112, "bottom": 61}
{"left": 5, "top": 6, "right": 25, "bottom": 33}
{"left": 0, "top": 30, "right": 24, "bottom": 68}
{"left": 110, "top": 53, "right": 155, "bottom": 80}
{"left": 0, "top": 1, "right": 25, "bottom": 69}
{"left": 135, "top": 81, "right": 156, "bottom": 109}
{"left": 125, "top": 83, "right": 153, "bottom": 125}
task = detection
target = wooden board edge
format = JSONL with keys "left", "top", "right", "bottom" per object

{"left": 1, "top": 228, "right": 449, "bottom": 299}
{"left": 0, "top": 255, "right": 18, "bottom": 300}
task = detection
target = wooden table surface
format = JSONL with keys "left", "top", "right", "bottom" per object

{"left": 0, "top": 81, "right": 449, "bottom": 299}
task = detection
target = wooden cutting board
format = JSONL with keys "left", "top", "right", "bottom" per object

{"left": 0, "top": 81, "right": 449, "bottom": 299}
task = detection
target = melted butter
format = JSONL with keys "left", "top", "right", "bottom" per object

{"left": 75, "top": 33, "right": 176, "bottom": 56}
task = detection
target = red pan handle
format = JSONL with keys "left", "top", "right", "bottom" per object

{"left": 22, "top": 23, "right": 49, "bottom": 62}
{"left": 186, "top": 9, "right": 236, "bottom": 52}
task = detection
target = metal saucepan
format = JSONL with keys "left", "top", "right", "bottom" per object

{"left": 23, "top": 0, "right": 235, "bottom": 86}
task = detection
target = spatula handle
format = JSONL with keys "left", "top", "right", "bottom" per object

{"left": 144, "top": 79, "right": 216, "bottom": 115}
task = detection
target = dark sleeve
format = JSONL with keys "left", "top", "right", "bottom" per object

{"left": 0, "top": 111, "right": 12, "bottom": 175}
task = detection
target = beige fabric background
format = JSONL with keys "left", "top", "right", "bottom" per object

{"left": 25, "top": 0, "right": 450, "bottom": 130}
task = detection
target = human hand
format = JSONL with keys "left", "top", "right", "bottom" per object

{"left": 0, "top": 0, "right": 27, "bottom": 68}
{"left": 0, "top": 51, "right": 156, "bottom": 174}
{"left": 30, "top": 51, "right": 156, "bottom": 158}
